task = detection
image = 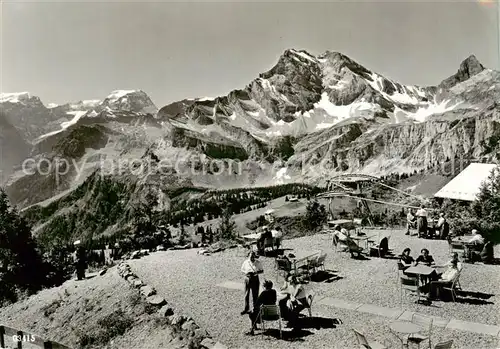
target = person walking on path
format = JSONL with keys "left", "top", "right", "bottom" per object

{"left": 240, "top": 251, "right": 263, "bottom": 315}
{"left": 74, "top": 240, "right": 87, "bottom": 281}
{"left": 406, "top": 208, "right": 416, "bottom": 235}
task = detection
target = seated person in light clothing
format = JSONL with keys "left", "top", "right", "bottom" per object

{"left": 427, "top": 259, "right": 460, "bottom": 300}
{"left": 469, "top": 229, "right": 485, "bottom": 245}
{"left": 279, "top": 276, "right": 308, "bottom": 329}
{"left": 246, "top": 280, "right": 277, "bottom": 335}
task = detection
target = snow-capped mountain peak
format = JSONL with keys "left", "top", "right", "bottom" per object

{"left": 0, "top": 92, "right": 33, "bottom": 104}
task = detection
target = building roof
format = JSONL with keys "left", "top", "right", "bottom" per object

{"left": 434, "top": 163, "right": 497, "bottom": 201}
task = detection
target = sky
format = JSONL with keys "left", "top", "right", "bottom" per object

{"left": 1, "top": 0, "right": 498, "bottom": 108}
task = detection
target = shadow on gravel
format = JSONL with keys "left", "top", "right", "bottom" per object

{"left": 310, "top": 271, "right": 343, "bottom": 283}
{"left": 351, "top": 254, "right": 371, "bottom": 260}
{"left": 294, "top": 316, "right": 342, "bottom": 330}
{"left": 458, "top": 290, "right": 494, "bottom": 299}
{"left": 261, "top": 328, "right": 313, "bottom": 341}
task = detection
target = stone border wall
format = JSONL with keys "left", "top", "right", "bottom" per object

{"left": 117, "top": 262, "right": 226, "bottom": 349}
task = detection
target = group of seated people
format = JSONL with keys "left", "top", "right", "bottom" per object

{"left": 399, "top": 248, "right": 462, "bottom": 300}
{"left": 256, "top": 226, "right": 282, "bottom": 254}
{"left": 406, "top": 207, "right": 449, "bottom": 239}
{"left": 458, "top": 229, "right": 494, "bottom": 264}
{"left": 246, "top": 275, "right": 309, "bottom": 335}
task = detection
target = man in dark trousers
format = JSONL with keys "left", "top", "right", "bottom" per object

{"left": 74, "top": 240, "right": 87, "bottom": 280}
{"left": 240, "top": 251, "right": 263, "bottom": 315}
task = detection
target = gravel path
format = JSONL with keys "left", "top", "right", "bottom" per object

{"left": 130, "top": 229, "right": 500, "bottom": 349}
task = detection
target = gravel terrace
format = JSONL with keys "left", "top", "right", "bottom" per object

{"left": 130, "top": 229, "right": 500, "bottom": 349}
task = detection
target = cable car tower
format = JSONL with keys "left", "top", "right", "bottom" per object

{"left": 317, "top": 174, "right": 381, "bottom": 226}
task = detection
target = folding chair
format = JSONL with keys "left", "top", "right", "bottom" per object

{"left": 395, "top": 261, "right": 407, "bottom": 282}
{"left": 352, "top": 329, "right": 389, "bottom": 349}
{"left": 408, "top": 313, "right": 433, "bottom": 349}
{"left": 442, "top": 269, "right": 462, "bottom": 302}
{"left": 257, "top": 305, "right": 283, "bottom": 338}
{"left": 434, "top": 340, "right": 453, "bottom": 349}
{"left": 400, "top": 276, "right": 424, "bottom": 307}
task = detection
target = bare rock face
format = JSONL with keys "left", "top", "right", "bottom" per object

{"left": 440, "top": 55, "right": 485, "bottom": 89}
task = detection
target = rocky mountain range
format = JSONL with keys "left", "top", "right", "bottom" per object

{"left": 1, "top": 49, "right": 498, "bottom": 242}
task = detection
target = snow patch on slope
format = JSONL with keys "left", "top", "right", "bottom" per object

{"left": 106, "top": 90, "right": 137, "bottom": 103}
{"left": 36, "top": 110, "right": 88, "bottom": 141}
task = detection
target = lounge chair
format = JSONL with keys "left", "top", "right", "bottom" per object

{"left": 370, "top": 236, "right": 390, "bottom": 258}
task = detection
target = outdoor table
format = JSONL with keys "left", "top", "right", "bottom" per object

{"left": 390, "top": 321, "right": 423, "bottom": 349}
{"left": 404, "top": 265, "right": 435, "bottom": 276}
{"left": 350, "top": 235, "right": 375, "bottom": 250}
{"left": 290, "top": 250, "right": 321, "bottom": 275}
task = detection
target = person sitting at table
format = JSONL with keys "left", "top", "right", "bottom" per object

{"left": 279, "top": 276, "right": 308, "bottom": 329}
{"left": 470, "top": 240, "right": 494, "bottom": 264}
{"left": 427, "top": 259, "right": 460, "bottom": 300}
{"left": 468, "top": 229, "right": 485, "bottom": 245}
{"left": 344, "top": 232, "right": 364, "bottom": 258}
{"left": 399, "top": 248, "right": 415, "bottom": 268}
{"left": 257, "top": 226, "right": 273, "bottom": 254}
{"left": 435, "top": 213, "right": 449, "bottom": 239}
{"left": 416, "top": 248, "right": 435, "bottom": 266}
{"left": 333, "top": 226, "right": 349, "bottom": 251}
{"left": 246, "top": 280, "right": 277, "bottom": 335}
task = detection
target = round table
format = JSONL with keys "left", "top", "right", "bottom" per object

{"left": 390, "top": 321, "right": 422, "bottom": 334}
{"left": 390, "top": 321, "right": 422, "bottom": 348}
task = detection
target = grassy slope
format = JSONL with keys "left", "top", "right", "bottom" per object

{"left": 0, "top": 268, "right": 183, "bottom": 349}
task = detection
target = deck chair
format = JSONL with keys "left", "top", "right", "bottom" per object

{"left": 352, "top": 329, "right": 389, "bottom": 349}
{"left": 370, "top": 236, "right": 390, "bottom": 258}
{"left": 258, "top": 305, "right": 283, "bottom": 338}
{"left": 308, "top": 253, "right": 327, "bottom": 274}
{"left": 400, "top": 276, "right": 424, "bottom": 306}
{"left": 408, "top": 313, "right": 433, "bottom": 349}
{"left": 442, "top": 269, "right": 462, "bottom": 302}
{"left": 434, "top": 340, "right": 453, "bottom": 349}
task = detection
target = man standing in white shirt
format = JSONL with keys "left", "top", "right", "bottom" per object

{"left": 241, "top": 251, "right": 263, "bottom": 315}
{"left": 415, "top": 205, "right": 428, "bottom": 238}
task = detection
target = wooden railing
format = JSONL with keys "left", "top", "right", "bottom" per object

{"left": 0, "top": 325, "right": 71, "bottom": 349}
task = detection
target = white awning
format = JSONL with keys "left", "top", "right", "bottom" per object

{"left": 434, "top": 163, "right": 497, "bottom": 201}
